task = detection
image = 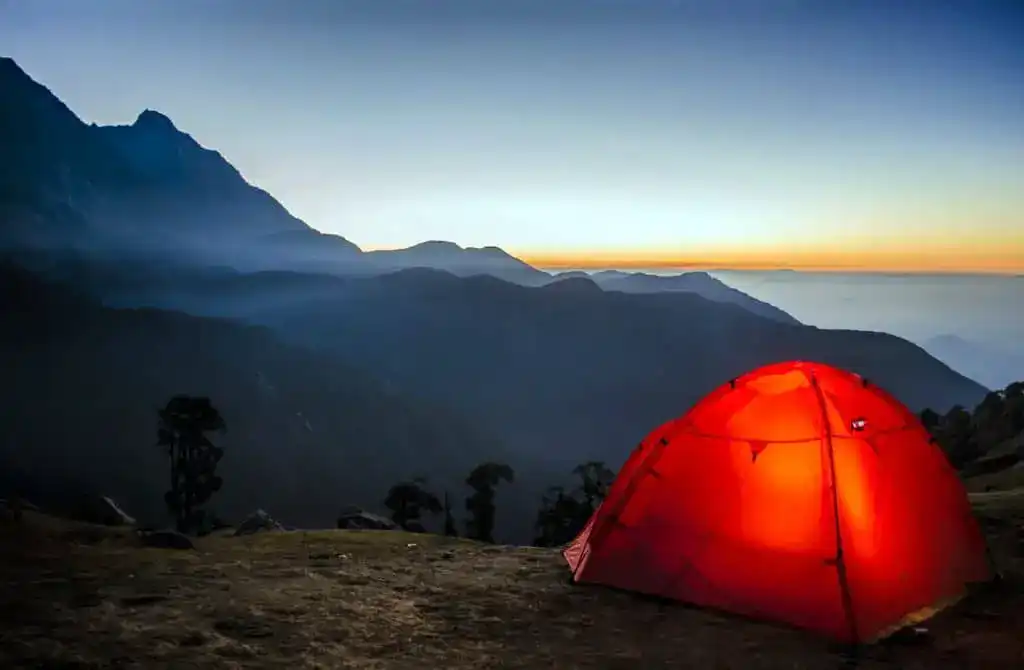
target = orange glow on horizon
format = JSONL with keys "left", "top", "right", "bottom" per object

{"left": 362, "top": 234, "right": 1024, "bottom": 275}
{"left": 514, "top": 248, "right": 1024, "bottom": 275}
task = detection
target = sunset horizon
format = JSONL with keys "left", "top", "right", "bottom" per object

{"left": 360, "top": 243, "right": 1024, "bottom": 275}
{"left": 3, "top": 1, "right": 1021, "bottom": 275}
{"left": 517, "top": 256, "right": 1024, "bottom": 276}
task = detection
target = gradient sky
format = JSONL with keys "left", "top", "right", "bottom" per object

{"left": 1, "top": 0, "right": 1022, "bottom": 272}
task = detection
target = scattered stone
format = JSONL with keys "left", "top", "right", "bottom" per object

{"left": 120, "top": 594, "right": 170, "bottom": 607}
{"left": 70, "top": 592, "right": 105, "bottom": 608}
{"left": 214, "top": 617, "right": 275, "bottom": 639}
{"left": 336, "top": 506, "right": 398, "bottom": 531}
{"left": 404, "top": 520, "right": 427, "bottom": 533}
{"left": 78, "top": 495, "right": 136, "bottom": 526}
{"left": 0, "top": 497, "right": 40, "bottom": 513}
{"left": 178, "top": 631, "right": 207, "bottom": 647}
{"left": 233, "top": 509, "right": 285, "bottom": 536}
{"left": 138, "top": 528, "right": 195, "bottom": 550}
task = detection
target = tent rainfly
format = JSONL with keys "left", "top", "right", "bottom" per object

{"left": 564, "top": 360, "right": 991, "bottom": 643}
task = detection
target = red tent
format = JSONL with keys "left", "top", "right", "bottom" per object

{"left": 564, "top": 361, "right": 990, "bottom": 643}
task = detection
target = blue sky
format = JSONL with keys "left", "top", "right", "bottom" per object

{"left": 1, "top": 0, "right": 1022, "bottom": 271}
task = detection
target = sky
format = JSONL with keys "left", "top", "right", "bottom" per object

{"left": 1, "top": 0, "right": 1022, "bottom": 273}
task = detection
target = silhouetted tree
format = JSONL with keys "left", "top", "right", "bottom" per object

{"left": 443, "top": 491, "right": 458, "bottom": 537}
{"left": 941, "top": 405, "right": 978, "bottom": 468}
{"left": 533, "top": 486, "right": 585, "bottom": 547}
{"left": 464, "top": 462, "right": 514, "bottom": 543}
{"left": 533, "top": 461, "right": 616, "bottom": 547}
{"left": 919, "top": 408, "right": 941, "bottom": 432}
{"left": 157, "top": 396, "right": 226, "bottom": 534}
{"left": 921, "top": 380, "right": 1024, "bottom": 470}
{"left": 1006, "top": 382, "right": 1024, "bottom": 434}
{"left": 573, "top": 461, "right": 615, "bottom": 515}
{"left": 384, "top": 477, "right": 442, "bottom": 532}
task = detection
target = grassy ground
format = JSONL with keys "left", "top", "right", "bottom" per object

{"left": 965, "top": 465, "right": 1024, "bottom": 494}
{"left": 1, "top": 496, "right": 1022, "bottom": 670}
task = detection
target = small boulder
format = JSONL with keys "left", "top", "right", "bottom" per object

{"left": 138, "top": 529, "right": 195, "bottom": 550}
{"left": 0, "top": 497, "right": 40, "bottom": 512}
{"left": 77, "top": 495, "right": 135, "bottom": 526}
{"left": 336, "top": 506, "right": 398, "bottom": 531}
{"left": 233, "top": 509, "right": 285, "bottom": 536}
{"left": 403, "top": 520, "right": 427, "bottom": 533}
{"left": 0, "top": 497, "right": 40, "bottom": 520}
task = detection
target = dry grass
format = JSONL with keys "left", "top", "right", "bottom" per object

{"left": 965, "top": 465, "right": 1024, "bottom": 494}
{"left": 1, "top": 499, "right": 1023, "bottom": 670}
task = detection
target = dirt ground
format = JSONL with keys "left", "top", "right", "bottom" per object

{"left": 1, "top": 495, "right": 1022, "bottom": 670}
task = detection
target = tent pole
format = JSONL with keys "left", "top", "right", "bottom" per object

{"left": 811, "top": 373, "right": 861, "bottom": 644}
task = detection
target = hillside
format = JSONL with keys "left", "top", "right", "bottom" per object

{"left": 0, "top": 59, "right": 310, "bottom": 251}
{"left": 0, "top": 265, "right": 515, "bottom": 530}
{"left": 549, "top": 269, "right": 800, "bottom": 324}
{"left": 1, "top": 494, "right": 1021, "bottom": 669}
{"left": 0, "top": 57, "right": 540, "bottom": 281}
{"left": 922, "top": 334, "right": 1024, "bottom": 391}
{"left": 105, "top": 266, "right": 988, "bottom": 472}
{"left": 364, "top": 241, "right": 551, "bottom": 285}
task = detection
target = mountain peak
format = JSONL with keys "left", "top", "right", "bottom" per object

{"left": 409, "top": 240, "right": 463, "bottom": 251}
{"left": 0, "top": 57, "right": 36, "bottom": 88}
{"left": 0, "top": 56, "right": 26, "bottom": 77}
{"left": 133, "top": 109, "right": 178, "bottom": 132}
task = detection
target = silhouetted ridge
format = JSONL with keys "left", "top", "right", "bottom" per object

{"left": 541, "top": 276, "right": 604, "bottom": 295}
{"left": 0, "top": 265, "right": 517, "bottom": 529}
{"left": 379, "top": 267, "right": 462, "bottom": 284}
{"left": 132, "top": 109, "right": 178, "bottom": 131}
{"left": 589, "top": 270, "right": 799, "bottom": 325}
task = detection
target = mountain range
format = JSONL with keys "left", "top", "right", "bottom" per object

{"left": 0, "top": 56, "right": 796, "bottom": 316}
{"left": 0, "top": 56, "right": 993, "bottom": 539}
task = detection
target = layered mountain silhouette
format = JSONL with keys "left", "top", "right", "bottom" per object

{"left": 0, "top": 56, "right": 805, "bottom": 312}
{"left": 921, "top": 334, "right": 1024, "bottom": 391}
{"left": 551, "top": 269, "right": 799, "bottom": 324}
{"left": 0, "top": 57, "right": 994, "bottom": 540}
{"left": 0, "top": 264, "right": 530, "bottom": 531}
{"left": 64, "top": 263, "right": 987, "bottom": 468}
{"left": 0, "top": 57, "right": 547, "bottom": 282}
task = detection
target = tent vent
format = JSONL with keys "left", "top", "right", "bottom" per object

{"left": 851, "top": 418, "right": 867, "bottom": 432}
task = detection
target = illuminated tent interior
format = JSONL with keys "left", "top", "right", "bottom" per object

{"left": 564, "top": 361, "right": 991, "bottom": 643}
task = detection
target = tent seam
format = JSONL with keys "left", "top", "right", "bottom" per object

{"left": 809, "top": 369, "right": 861, "bottom": 644}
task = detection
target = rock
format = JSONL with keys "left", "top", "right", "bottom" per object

{"left": 77, "top": 495, "right": 135, "bottom": 526}
{"left": 233, "top": 509, "right": 285, "bottom": 536}
{"left": 0, "top": 497, "right": 39, "bottom": 520}
{"left": 195, "top": 511, "right": 232, "bottom": 537}
{"left": 138, "top": 529, "right": 195, "bottom": 550}
{"left": 0, "top": 497, "right": 40, "bottom": 512}
{"left": 404, "top": 520, "right": 427, "bottom": 533}
{"left": 336, "top": 506, "right": 398, "bottom": 531}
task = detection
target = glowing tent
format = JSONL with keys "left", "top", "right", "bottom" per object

{"left": 564, "top": 361, "right": 990, "bottom": 643}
